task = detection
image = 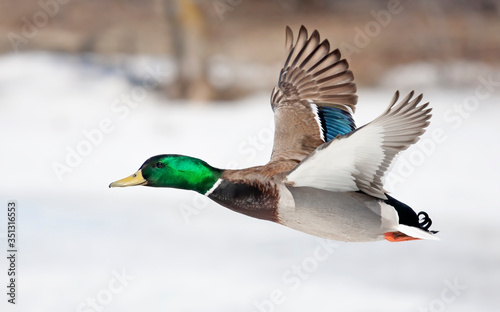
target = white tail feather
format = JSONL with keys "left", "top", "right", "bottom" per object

{"left": 398, "top": 225, "right": 440, "bottom": 241}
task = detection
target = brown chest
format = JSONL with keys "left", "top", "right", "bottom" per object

{"left": 207, "top": 179, "right": 280, "bottom": 222}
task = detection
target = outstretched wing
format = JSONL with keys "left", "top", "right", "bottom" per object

{"left": 269, "top": 26, "right": 357, "bottom": 163}
{"left": 285, "top": 91, "right": 432, "bottom": 200}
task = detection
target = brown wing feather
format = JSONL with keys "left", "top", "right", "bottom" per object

{"left": 269, "top": 26, "right": 358, "bottom": 164}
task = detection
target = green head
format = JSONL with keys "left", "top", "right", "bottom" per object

{"left": 109, "top": 155, "right": 222, "bottom": 194}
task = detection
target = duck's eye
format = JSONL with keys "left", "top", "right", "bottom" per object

{"left": 156, "top": 162, "right": 164, "bottom": 168}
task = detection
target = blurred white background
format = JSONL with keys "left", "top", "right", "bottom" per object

{"left": 1, "top": 1, "right": 500, "bottom": 311}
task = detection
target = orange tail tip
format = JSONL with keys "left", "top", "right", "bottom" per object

{"left": 384, "top": 231, "right": 422, "bottom": 242}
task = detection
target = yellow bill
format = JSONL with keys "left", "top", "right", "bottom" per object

{"left": 109, "top": 170, "right": 147, "bottom": 188}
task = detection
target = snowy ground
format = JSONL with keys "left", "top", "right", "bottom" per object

{"left": 0, "top": 52, "right": 499, "bottom": 312}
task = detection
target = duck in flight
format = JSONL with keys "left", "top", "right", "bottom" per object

{"left": 110, "top": 26, "right": 438, "bottom": 242}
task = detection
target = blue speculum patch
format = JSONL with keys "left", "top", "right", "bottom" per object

{"left": 318, "top": 106, "right": 356, "bottom": 141}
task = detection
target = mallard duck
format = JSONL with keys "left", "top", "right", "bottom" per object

{"left": 110, "top": 26, "right": 438, "bottom": 242}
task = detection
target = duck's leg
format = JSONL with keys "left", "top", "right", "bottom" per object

{"left": 384, "top": 231, "right": 421, "bottom": 242}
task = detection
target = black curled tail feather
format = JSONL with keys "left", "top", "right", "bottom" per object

{"left": 418, "top": 211, "right": 439, "bottom": 234}
{"left": 384, "top": 194, "right": 437, "bottom": 233}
